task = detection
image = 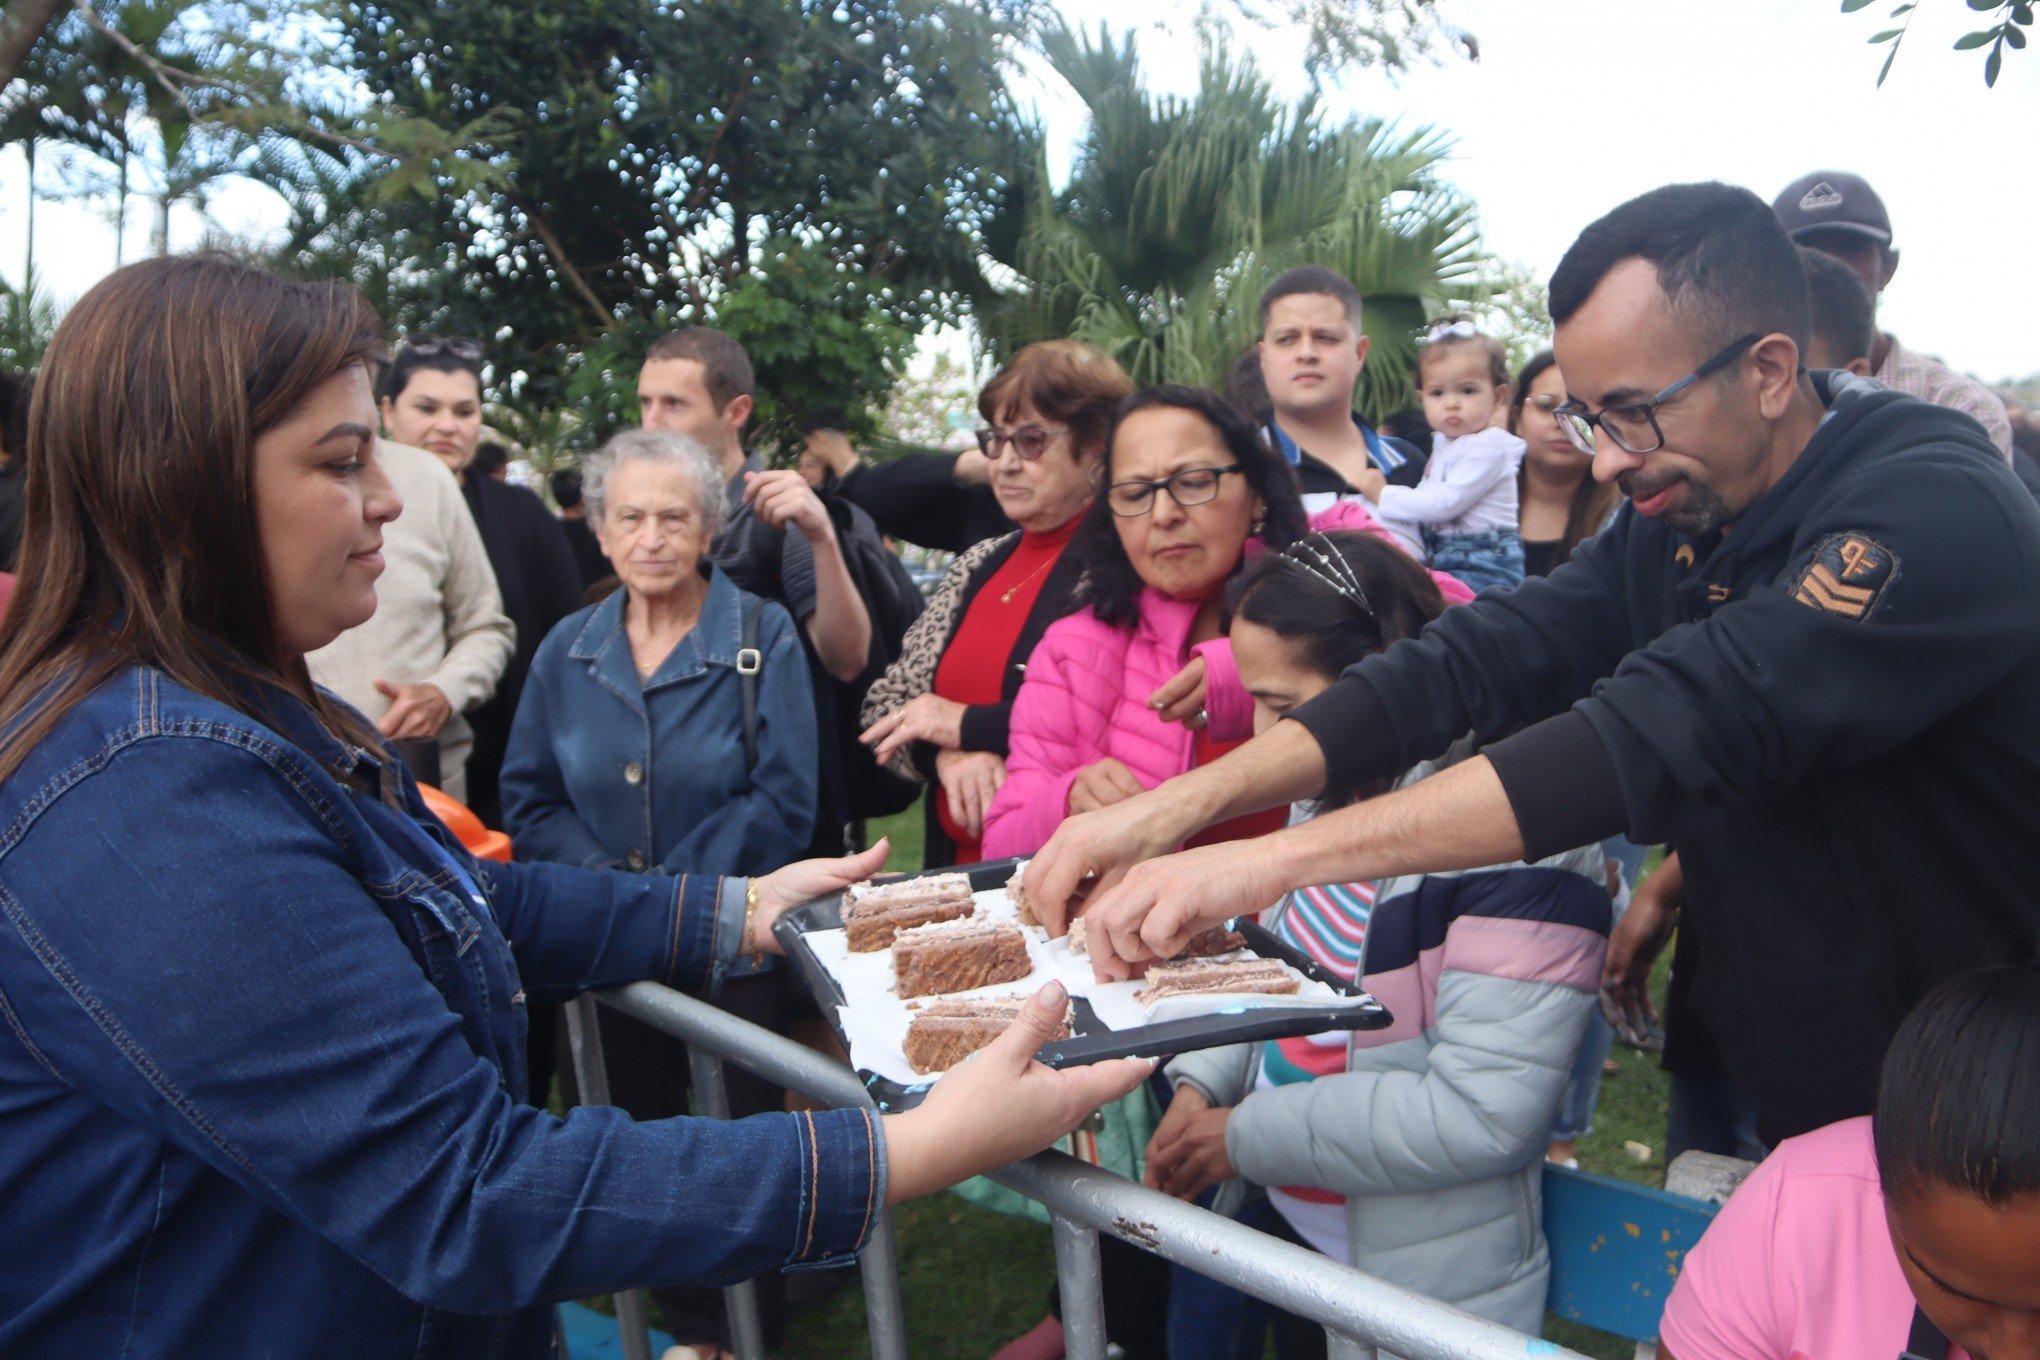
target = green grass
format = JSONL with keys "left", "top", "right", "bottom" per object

{"left": 710, "top": 802, "right": 1673, "bottom": 1358}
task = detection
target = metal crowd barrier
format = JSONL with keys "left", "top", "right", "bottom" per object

{"left": 565, "top": 983, "right": 1594, "bottom": 1360}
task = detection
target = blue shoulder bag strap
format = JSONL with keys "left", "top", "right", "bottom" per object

{"left": 738, "top": 595, "right": 763, "bottom": 775}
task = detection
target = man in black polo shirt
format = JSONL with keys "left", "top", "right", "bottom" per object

{"left": 1256, "top": 265, "right": 1427, "bottom": 513}
{"left": 1026, "top": 182, "right": 2040, "bottom": 1143}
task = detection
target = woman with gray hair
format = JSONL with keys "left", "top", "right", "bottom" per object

{"left": 501, "top": 428, "right": 820, "bottom": 1358}
{"left": 503, "top": 427, "right": 815, "bottom": 875}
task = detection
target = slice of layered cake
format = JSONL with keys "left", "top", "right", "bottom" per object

{"left": 842, "top": 873, "right": 976, "bottom": 952}
{"left": 902, "top": 995, "right": 1073, "bottom": 1074}
{"left": 1005, "top": 867, "right": 1038, "bottom": 929}
{"left": 1137, "top": 957, "right": 1300, "bottom": 1008}
{"left": 892, "top": 917, "right": 1032, "bottom": 998}
{"left": 1069, "top": 916, "right": 1243, "bottom": 960}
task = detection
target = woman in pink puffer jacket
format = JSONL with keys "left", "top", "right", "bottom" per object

{"left": 982, "top": 387, "right": 1312, "bottom": 859}
{"left": 984, "top": 389, "right": 1476, "bottom": 860}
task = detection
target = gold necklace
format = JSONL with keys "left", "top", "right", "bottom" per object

{"left": 999, "top": 554, "right": 1056, "bottom": 604}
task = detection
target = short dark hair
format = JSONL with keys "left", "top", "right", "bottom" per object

{"left": 1875, "top": 961, "right": 2040, "bottom": 1209}
{"left": 801, "top": 405, "right": 849, "bottom": 436}
{"left": 377, "top": 335, "right": 483, "bottom": 403}
{"left": 1378, "top": 407, "right": 1433, "bottom": 446}
{"left": 550, "top": 466, "right": 584, "bottom": 509}
{"left": 1548, "top": 182, "right": 1810, "bottom": 356}
{"left": 1257, "top": 265, "right": 1363, "bottom": 331}
{"left": 1797, "top": 245, "right": 1876, "bottom": 367}
{"left": 1070, "top": 386, "right": 1307, "bottom": 629}
{"left": 646, "top": 326, "right": 755, "bottom": 410}
{"left": 469, "top": 440, "right": 509, "bottom": 478}
{"left": 0, "top": 369, "right": 28, "bottom": 463}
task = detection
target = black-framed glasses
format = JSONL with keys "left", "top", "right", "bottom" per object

{"left": 402, "top": 334, "right": 485, "bottom": 361}
{"left": 1106, "top": 464, "right": 1244, "bottom": 517}
{"left": 1550, "top": 334, "right": 1760, "bottom": 456}
{"left": 975, "top": 424, "right": 1070, "bottom": 461}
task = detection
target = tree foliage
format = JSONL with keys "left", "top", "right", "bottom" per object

{"left": 981, "top": 24, "right": 1486, "bottom": 421}
{"left": 284, "top": 0, "right": 1037, "bottom": 452}
{"left": 1848, "top": 0, "right": 2033, "bottom": 86}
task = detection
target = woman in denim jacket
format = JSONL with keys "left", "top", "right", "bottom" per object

{"left": 0, "top": 254, "right": 1150, "bottom": 1360}
{"left": 501, "top": 427, "right": 819, "bottom": 1357}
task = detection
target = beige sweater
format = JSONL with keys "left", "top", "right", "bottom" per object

{"left": 307, "top": 440, "right": 515, "bottom": 800}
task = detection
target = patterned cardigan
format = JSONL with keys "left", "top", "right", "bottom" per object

{"left": 858, "top": 530, "right": 1088, "bottom": 783}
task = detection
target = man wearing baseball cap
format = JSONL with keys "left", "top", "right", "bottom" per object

{"left": 1773, "top": 170, "right": 2012, "bottom": 457}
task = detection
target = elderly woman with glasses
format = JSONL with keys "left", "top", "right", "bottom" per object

{"left": 859, "top": 340, "right": 1133, "bottom": 867}
{"left": 982, "top": 386, "right": 1309, "bottom": 861}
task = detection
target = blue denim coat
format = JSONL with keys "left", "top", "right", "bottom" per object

{"left": 0, "top": 667, "right": 883, "bottom": 1360}
{"left": 501, "top": 567, "right": 817, "bottom": 877}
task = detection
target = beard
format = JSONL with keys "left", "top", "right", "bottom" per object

{"left": 1619, "top": 469, "right": 1735, "bottom": 535}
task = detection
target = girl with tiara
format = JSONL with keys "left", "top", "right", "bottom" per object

{"left": 1146, "top": 531, "right": 1612, "bottom": 1357}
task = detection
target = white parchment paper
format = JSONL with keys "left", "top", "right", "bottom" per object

{"left": 808, "top": 873, "right": 1375, "bottom": 1088}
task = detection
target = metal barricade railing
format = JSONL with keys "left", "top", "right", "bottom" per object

{"left": 567, "top": 982, "right": 1595, "bottom": 1360}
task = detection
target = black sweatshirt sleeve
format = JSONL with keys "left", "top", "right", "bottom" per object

{"left": 1289, "top": 507, "right": 1641, "bottom": 798}
{"left": 839, "top": 454, "right": 985, "bottom": 553}
{"left": 957, "top": 701, "right": 1015, "bottom": 758}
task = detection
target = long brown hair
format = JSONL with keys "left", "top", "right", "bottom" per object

{"left": 1509, "top": 349, "right": 1619, "bottom": 561}
{"left": 0, "top": 253, "right": 386, "bottom": 783}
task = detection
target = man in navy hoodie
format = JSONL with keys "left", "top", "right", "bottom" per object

{"left": 1029, "top": 182, "right": 2040, "bottom": 1144}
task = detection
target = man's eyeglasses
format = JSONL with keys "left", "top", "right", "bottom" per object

{"left": 975, "top": 424, "right": 1069, "bottom": 461}
{"left": 1550, "top": 334, "right": 1760, "bottom": 456}
{"left": 403, "top": 334, "right": 485, "bottom": 362}
{"left": 1106, "top": 464, "right": 1244, "bottom": 517}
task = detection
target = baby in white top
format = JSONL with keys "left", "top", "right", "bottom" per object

{"left": 1354, "top": 318, "right": 1527, "bottom": 593}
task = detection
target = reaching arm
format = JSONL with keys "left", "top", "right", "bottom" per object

{"left": 1081, "top": 751, "right": 1524, "bottom": 978}
{"left": 1022, "top": 525, "right": 1639, "bottom": 934}
{"left": 746, "top": 470, "right": 871, "bottom": 683}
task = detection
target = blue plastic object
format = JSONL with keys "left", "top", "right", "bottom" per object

{"left": 1542, "top": 1162, "right": 1719, "bottom": 1342}
{"left": 558, "top": 1302, "right": 675, "bottom": 1357}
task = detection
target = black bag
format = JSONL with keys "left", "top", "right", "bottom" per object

{"left": 824, "top": 497, "right": 926, "bottom": 819}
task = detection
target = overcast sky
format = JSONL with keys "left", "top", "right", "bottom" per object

{"left": 3, "top": 0, "right": 2035, "bottom": 381}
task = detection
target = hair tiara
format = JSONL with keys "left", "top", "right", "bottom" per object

{"left": 1277, "top": 533, "right": 1373, "bottom": 617}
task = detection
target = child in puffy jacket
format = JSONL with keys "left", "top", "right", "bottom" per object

{"left": 1146, "top": 532, "right": 1612, "bottom": 1358}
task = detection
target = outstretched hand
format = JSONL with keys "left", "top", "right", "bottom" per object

{"left": 1081, "top": 839, "right": 1287, "bottom": 981}
{"left": 881, "top": 980, "right": 1156, "bottom": 1204}
{"left": 748, "top": 840, "right": 891, "bottom": 956}
{"left": 1021, "top": 792, "right": 1192, "bottom": 938}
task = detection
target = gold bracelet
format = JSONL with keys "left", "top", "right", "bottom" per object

{"left": 741, "top": 878, "right": 763, "bottom": 966}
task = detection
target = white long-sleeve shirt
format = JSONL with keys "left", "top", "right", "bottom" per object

{"left": 307, "top": 440, "right": 515, "bottom": 799}
{"left": 1373, "top": 426, "right": 1526, "bottom": 550}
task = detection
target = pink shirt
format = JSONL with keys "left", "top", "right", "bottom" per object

{"left": 1660, "top": 1117, "right": 1967, "bottom": 1360}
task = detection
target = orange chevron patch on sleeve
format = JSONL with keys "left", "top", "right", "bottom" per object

{"left": 1789, "top": 533, "right": 1897, "bottom": 621}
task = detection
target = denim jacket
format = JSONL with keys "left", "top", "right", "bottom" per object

{"left": 0, "top": 666, "right": 883, "bottom": 1360}
{"left": 501, "top": 567, "right": 817, "bottom": 877}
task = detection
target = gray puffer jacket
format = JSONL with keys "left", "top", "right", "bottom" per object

{"left": 1168, "top": 750, "right": 1612, "bottom": 1339}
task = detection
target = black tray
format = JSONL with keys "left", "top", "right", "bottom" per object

{"left": 774, "top": 857, "right": 1392, "bottom": 1110}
